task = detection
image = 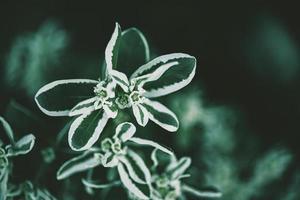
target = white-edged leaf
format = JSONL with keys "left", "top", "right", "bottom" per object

{"left": 0, "top": 116, "right": 15, "bottom": 143}
{"left": 103, "top": 104, "right": 118, "bottom": 119}
{"left": 117, "top": 27, "right": 150, "bottom": 76}
{"left": 117, "top": 162, "right": 149, "bottom": 200}
{"left": 127, "top": 149, "right": 151, "bottom": 184}
{"left": 6, "top": 134, "right": 35, "bottom": 156}
{"left": 68, "top": 110, "right": 109, "bottom": 151}
{"left": 114, "top": 122, "right": 136, "bottom": 142}
{"left": 82, "top": 179, "right": 121, "bottom": 189}
{"left": 69, "top": 97, "right": 97, "bottom": 116}
{"left": 132, "top": 104, "right": 149, "bottom": 127}
{"left": 35, "top": 79, "right": 98, "bottom": 116}
{"left": 167, "top": 157, "right": 191, "bottom": 180}
{"left": 56, "top": 152, "right": 102, "bottom": 180}
{"left": 105, "top": 23, "right": 122, "bottom": 73}
{"left": 142, "top": 99, "right": 179, "bottom": 132}
{"left": 119, "top": 156, "right": 146, "bottom": 184}
{"left": 110, "top": 70, "right": 130, "bottom": 92}
{"left": 102, "top": 152, "right": 119, "bottom": 168}
{"left": 129, "top": 137, "right": 173, "bottom": 156}
{"left": 182, "top": 184, "right": 222, "bottom": 198}
{"left": 131, "top": 53, "right": 196, "bottom": 98}
{"left": 150, "top": 148, "right": 159, "bottom": 170}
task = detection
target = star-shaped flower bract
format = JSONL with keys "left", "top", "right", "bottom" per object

{"left": 35, "top": 22, "right": 196, "bottom": 152}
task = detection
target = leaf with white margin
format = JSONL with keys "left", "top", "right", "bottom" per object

{"left": 117, "top": 162, "right": 149, "bottom": 200}
{"left": 35, "top": 79, "right": 98, "bottom": 116}
{"left": 119, "top": 156, "right": 146, "bottom": 184}
{"left": 0, "top": 116, "right": 15, "bottom": 143}
{"left": 110, "top": 70, "right": 130, "bottom": 92}
{"left": 132, "top": 104, "right": 149, "bottom": 127}
{"left": 82, "top": 179, "right": 121, "bottom": 189}
{"left": 103, "top": 104, "right": 118, "bottom": 119}
{"left": 6, "top": 134, "right": 35, "bottom": 157}
{"left": 69, "top": 97, "right": 97, "bottom": 117}
{"left": 182, "top": 184, "right": 222, "bottom": 198}
{"left": 114, "top": 122, "right": 136, "bottom": 142}
{"left": 56, "top": 152, "right": 102, "bottom": 180}
{"left": 167, "top": 157, "right": 191, "bottom": 180}
{"left": 131, "top": 53, "right": 196, "bottom": 98}
{"left": 127, "top": 149, "right": 151, "bottom": 184}
{"left": 68, "top": 110, "right": 109, "bottom": 151}
{"left": 0, "top": 171, "right": 8, "bottom": 200}
{"left": 117, "top": 27, "right": 150, "bottom": 76}
{"left": 129, "top": 137, "right": 173, "bottom": 156}
{"left": 102, "top": 152, "right": 119, "bottom": 168}
{"left": 105, "top": 22, "right": 122, "bottom": 73}
{"left": 142, "top": 99, "right": 179, "bottom": 132}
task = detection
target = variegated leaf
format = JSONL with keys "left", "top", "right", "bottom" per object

{"left": 6, "top": 134, "right": 35, "bottom": 157}
{"left": 142, "top": 99, "right": 179, "bottom": 132}
{"left": 56, "top": 152, "right": 102, "bottom": 180}
{"left": 131, "top": 53, "right": 196, "bottom": 98}
{"left": 0, "top": 116, "right": 15, "bottom": 143}
{"left": 129, "top": 137, "right": 173, "bottom": 156}
{"left": 82, "top": 179, "right": 121, "bottom": 189}
{"left": 117, "top": 27, "right": 150, "bottom": 75}
{"left": 68, "top": 110, "right": 109, "bottom": 151}
{"left": 167, "top": 157, "right": 191, "bottom": 180}
{"left": 110, "top": 70, "right": 130, "bottom": 92}
{"left": 117, "top": 162, "right": 149, "bottom": 200}
{"left": 182, "top": 184, "right": 222, "bottom": 198}
{"left": 105, "top": 23, "right": 122, "bottom": 74}
{"left": 114, "top": 122, "right": 136, "bottom": 142}
{"left": 132, "top": 104, "right": 149, "bottom": 127}
{"left": 69, "top": 97, "right": 97, "bottom": 117}
{"left": 35, "top": 79, "right": 98, "bottom": 116}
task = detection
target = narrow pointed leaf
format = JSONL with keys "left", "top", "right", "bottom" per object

{"left": 129, "top": 137, "right": 173, "bottom": 156}
{"left": 131, "top": 53, "right": 196, "bottom": 98}
{"left": 82, "top": 179, "right": 121, "bottom": 189}
{"left": 35, "top": 79, "right": 98, "bottom": 116}
{"left": 167, "top": 157, "right": 191, "bottom": 180}
{"left": 57, "top": 152, "right": 102, "bottom": 180}
{"left": 142, "top": 99, "right": 179, "bottom": 132}
{"left": 182, "top": 184, "right": 222, "bottom": 198}
{"left": 119, "top": 156, "right": 146, "bottom": 184}
{"left": 6, "top": 134, "right": 35, "bottom": 156}
{"left": 0, "top": 116, "right": 15, "bottom": 143}
{"left": 68, "top": 110, "right": 109, "bottom": 151}
{"left": 105, "top": 23, "right": 122, "bottom": 73}
{"left": 127, "top": 149, "right": 151, "bottom": 184}
{"left": 117, "top": 163, "right": 149, "bottom": 200}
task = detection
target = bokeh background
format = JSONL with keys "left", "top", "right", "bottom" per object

{"left": 0, "top": 1, "right": 300, "bottom": 199}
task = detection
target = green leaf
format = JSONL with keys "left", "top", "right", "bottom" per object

{"left": 105, "top": 23, "right": 122, "bottom": 74}
{"left": 131, "top": 53, "right": 196, "bottom": 98}
{"left": 35, "top": 79, "right": 98, "bottom": 116}
{"left": 68, "top": 110, "right": 109, "bottom": 151}
{"left": 117, "top": 162, "right": 149, "bottom": 200}
{"left": 166, "top": 157, "right": 191, "bottom": 180}
{"left": 57, "top": 152, "right": 102, "bottom": 180}
{"left": 117, "top": 27, "right": 150, "bottom": 75}
{"left": 6, "top": 134, "right": 35, "bottom": 157}
{"left": 0, "top": 116, "right": 15, "bottom": 143}
{"left": 114, "top": 122, "right": 136, "bottom": 142}
{"left": 142, "top": 99, "right": 179, "bottom": 132}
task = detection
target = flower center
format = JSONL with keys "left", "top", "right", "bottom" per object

{"left": 115, "top": 94, "right": 130, "bottom": 109}
{"left": 111, "top": 140, "right": 123, "bottom": 154}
